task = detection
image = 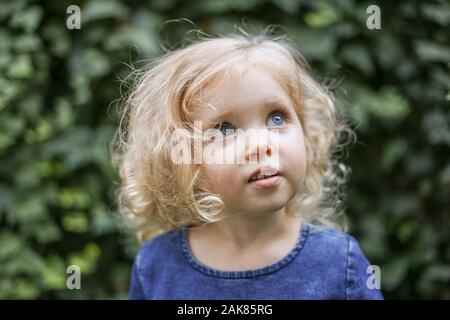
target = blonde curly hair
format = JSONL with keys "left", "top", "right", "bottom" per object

{"left": 112, "top": 32, "right": 354, "bottom": 242}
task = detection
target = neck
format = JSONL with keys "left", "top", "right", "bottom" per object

{"left": 197, "top": 207, "right": 301, "bottom": 249}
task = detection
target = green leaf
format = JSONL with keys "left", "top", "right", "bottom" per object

{"left": 415, "top": 40, "right": 450, "bottom": 63}
{"left": 8, "top": 55, "right": 33, "bottom": 78}
{"left": 62, "top": 211, "right": 89, "bottom": 233}
{"left": 9, "top": 5, "right": 43, "bottom": 33}
{"left": 339, "top": 44, "right": 374, "bottom": 76}
{"left": 82, "top": 0, "right": 129, "bottom": 23}
{"left": 68, "top": 243, "right": 101, "bottom": 274}
{"left": 41, "top": 255, "right": 67, "bottom": 290}
{"left": 304, "top": 2, "right": 341, "bottom": 28}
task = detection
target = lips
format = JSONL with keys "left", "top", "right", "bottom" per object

{"left": 249, "top": 172, "right": 279, "bottom": 182}
{"left": 248, "top": 166, "right": 281, "bottom": 182}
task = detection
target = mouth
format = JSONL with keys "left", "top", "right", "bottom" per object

{"left": 248, "top": 166, "right": 280, "bottom": 182}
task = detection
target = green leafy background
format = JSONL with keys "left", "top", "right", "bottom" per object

{"left": 0, "top": 0, "right": 448, "bottom": 299}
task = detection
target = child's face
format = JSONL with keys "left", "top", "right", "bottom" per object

{"left": 196, "top": 67, "right": 307, "bottom": 217}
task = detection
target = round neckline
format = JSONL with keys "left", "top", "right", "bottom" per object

{"left": 180, "top": 221, "right": 309, "bottom": 279}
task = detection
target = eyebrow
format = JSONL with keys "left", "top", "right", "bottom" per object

{"left": 202, "top": 98, "right": 292, "bottom": 126}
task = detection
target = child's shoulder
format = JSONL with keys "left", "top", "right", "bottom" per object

{"left": 304, "top": 222, "right": 361, "bottom": 256}
{"left": 304, "top": 222, "right": 371, "bottom": 271}
{"left": 303, "top": 223, "right": 383, "bottom": 299}
{"left": 135, "top": 228, "right": 183, "bottom": 265}
{"left": 306, "top": 222, "right": 349, "bottom": 241}
{"left": 140, "top": 227, "right": 182, "bottom": 250}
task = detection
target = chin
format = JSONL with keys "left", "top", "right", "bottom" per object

{"left": 246, "top": 199, "right": 288, "bottom": 215}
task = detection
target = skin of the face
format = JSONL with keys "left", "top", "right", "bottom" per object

{"left": 196, "top": 67, "right": 308, "bottom": 220}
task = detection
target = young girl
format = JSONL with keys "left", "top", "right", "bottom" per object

{"left": 113, "top": 33, "right": 383, "bottom": 300}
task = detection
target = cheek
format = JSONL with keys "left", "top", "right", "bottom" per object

{"left": 280, "top": 128, "right": 307, "bottom": 183}
{"left": 199, "top": 164, "right": 239, "bottom": 196}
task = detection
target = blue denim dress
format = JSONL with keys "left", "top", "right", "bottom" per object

{"left": 129, "top": 222, "right": 383, "bottom": 299}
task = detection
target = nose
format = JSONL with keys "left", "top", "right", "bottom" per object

{"left": 244, "top": 131, "right": 273, "bottom": 163}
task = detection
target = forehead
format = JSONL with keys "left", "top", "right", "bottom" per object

{"left": 195, "top": 67, "right": 292, "bottom": 122}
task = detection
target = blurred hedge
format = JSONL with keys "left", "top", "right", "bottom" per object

{"left": 0, "top": 0, "right": 448, "bottom": 299}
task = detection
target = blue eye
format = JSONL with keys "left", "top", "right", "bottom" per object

{"left": 215, "top": 122, "right": 235, "bottom": 136}
{"left": 267, "top": 112, "right": 285, "bottom": 127}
